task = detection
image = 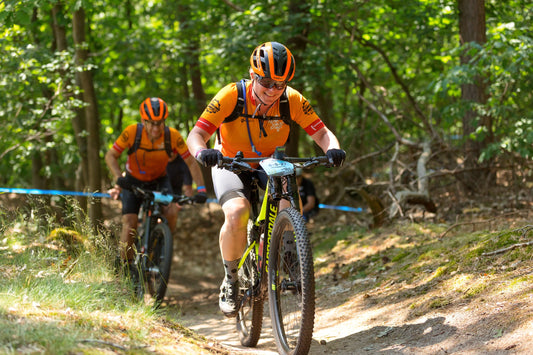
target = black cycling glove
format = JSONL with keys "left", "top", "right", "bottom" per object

{"left": 192, "top": 192, "right": 207, "bottom": 204}
{"left": 196, "top": 149, "right": 223, "bottom": 167}
{"left": 326, "top": 149, "right": 346, "bottom": 167}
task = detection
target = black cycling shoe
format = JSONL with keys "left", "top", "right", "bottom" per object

{"left": 219, "top": 278, "right": 240, "bottom": 318}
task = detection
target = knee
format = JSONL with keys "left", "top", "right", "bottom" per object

{"left": 223, "top": 199, "right": 249, "bottom": 230}
{"left": 165, "top": 204, "right": 178, "bottom": 220}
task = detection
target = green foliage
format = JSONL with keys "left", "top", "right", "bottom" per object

{"left": 0, "top": 0, "right": 532, "bottom": 189}
{"left": 0, "top": 199, "right": 173, "bottom": 353}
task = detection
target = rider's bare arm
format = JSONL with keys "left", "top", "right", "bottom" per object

{"left": 186, "top": 126, "right": 213, "bottom": 158}
{"left": 310, "top": 126, "right": 342, "bottom": 153}
{"left": 183, "top": 154, "right": 206, "bottom": 191}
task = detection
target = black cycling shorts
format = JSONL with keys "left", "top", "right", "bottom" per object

{"left": 121, "top": 174, "right": 172, "bottom": 215}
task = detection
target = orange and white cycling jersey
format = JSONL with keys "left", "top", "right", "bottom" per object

{"left": 112, "top": 124, "right": 191, "bottom": 181}
{"left": 195, "top": 80, "right": 325, "bottom": 158}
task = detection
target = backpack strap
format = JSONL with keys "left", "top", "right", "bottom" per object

{"left": 217, "top": 79, "right": 246, "bottom": 144}
{"left": 164, "top": 126, "right": 172, "bottom": 157}
{"left": 126, "top": 123, "right": 173, "bottom": 157}
{"left": 127, "top": 123, "right": 143, "bottom": 156}
{"left": 222, "top": 79, "right": 246, "bottom": 124}
{"left": 278, "top": 92, "right": 290, "bottom": 125}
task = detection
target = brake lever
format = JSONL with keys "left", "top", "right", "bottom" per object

{"left": 230, "top": 160, "right": 253, "bottom": 173}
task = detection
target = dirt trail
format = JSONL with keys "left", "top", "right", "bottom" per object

{"left": 159, "top": 204, "right": 532, "bottom": 354}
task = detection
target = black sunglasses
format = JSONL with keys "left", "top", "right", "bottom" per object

{"left": 254, "top": 75, "right": 287, "bottom": 90}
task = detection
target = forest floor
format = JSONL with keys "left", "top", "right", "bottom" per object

{"left": 101, "top": 186, "right": 533, "bottom": 355}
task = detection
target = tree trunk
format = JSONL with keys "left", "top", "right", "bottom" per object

{"left": 188, "top": 39, "right": 206, "bottom": 116}
{"left": 286, "top": 0, "right": 312, "bottom": 157}
{"left": 72, "top": 7, "right": 103, "bottom": 226}
{"left": 52, "top": 3, "right": 88, "bottom": 210}
{"left": 457, "top": 0, "right": 494, "bottom": 192}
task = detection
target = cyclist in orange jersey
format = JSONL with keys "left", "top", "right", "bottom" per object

{"left": 187, "top": 42, "right": 345, "bottom": 317}
{"left": 106, "top": 97, "right": 206, "bottom": 267}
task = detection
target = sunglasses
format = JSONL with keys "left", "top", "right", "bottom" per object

{"left": 145, "top": 119, "right": 165, "bottom": 127}
{"left": 255, "top": 75, "right": 287, "bottom": 90}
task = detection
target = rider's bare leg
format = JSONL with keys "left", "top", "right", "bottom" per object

{"left": 164, "top": 203, "right": 179, "bottom": 231}
{"left": 120, "top": 213, "right": 138, "bottom": 262}
{"left": 220, "top": 196, "right": 250, "bottom": 261}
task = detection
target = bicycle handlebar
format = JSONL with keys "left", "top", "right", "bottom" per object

{"left": 217, "top": 152, "right": 332, "bottom": 173}
{"left": 116, "top": 177, "right": 194, "bottom": 205}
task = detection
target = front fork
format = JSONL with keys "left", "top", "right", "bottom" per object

{"left": 137, "top": 207, "right": 167, "bottom": 275}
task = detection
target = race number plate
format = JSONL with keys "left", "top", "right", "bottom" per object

{"left": 260, "top": 158, "right": 294, "bottom": 177}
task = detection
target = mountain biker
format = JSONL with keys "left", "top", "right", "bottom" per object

{"left": 105, "top": 97, "right": 207, "bottom": 270}
{"left": 186, "top": 42, "right": 346, "bottom": 317}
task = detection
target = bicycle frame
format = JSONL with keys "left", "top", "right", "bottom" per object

{"left": 238, "top": 158, "right": 302, "bottom": 283}
{"left": 117, "top": 177, "right": 193, "bottom": 304}
{"left": 220, "top": 148, "right": 331, "bottom": 354}
{"left": 137, "top": 194, "right": 168, "bottom": 273}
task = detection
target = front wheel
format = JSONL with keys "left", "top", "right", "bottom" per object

{"left": 146, "top": 222, "right": 173, "bottom": 303}
{"left": 268, "top": 207, "right": 315, "bottom": 355}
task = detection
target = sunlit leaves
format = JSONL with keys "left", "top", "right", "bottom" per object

{"left": 0, "top": 0, "right": 532, "bottom": 187}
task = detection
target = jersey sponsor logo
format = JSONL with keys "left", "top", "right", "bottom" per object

{"left": 175, "top": 136, "right": 186, "bottom": 149}
{"left": 121, "top": 130, "right": 130, "bottom": 143}
{"left": 302, "top": 100, "right": 315, "bottom": 115}
{"left": 206, "top": 99, "right": 221, "bottom": 114}
{"left": 267, "top": 119, "right": 284, "bottom": 132}
{"left": 265, "top": 203, "right": 278, "bottom": 273}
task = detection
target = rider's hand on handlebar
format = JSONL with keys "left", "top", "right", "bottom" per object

{"left": 109, "top": 176, "right": 130, "bottom": 200}
{"left": 196, "top": 149, "right": 223, "bottom": 167}
{"left": 192, "top": 192, "right": 207, "bottom": 204}
{"left": 107, "top": 183, "right": 122, "bottom": 200}
{"left": 326, "top": 149, "right": 346, "bottom": 167}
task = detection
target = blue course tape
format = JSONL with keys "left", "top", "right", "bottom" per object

{"left": 318, "top": 204, "right": 364, "bottom": 213}
{"left": 0, "top": 188, "right": 361, "bottom": 212}
{"left": 0, "top": 187, "right": 110, "bottom": 198}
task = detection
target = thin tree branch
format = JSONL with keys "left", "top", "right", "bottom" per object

{"left": 220, "top": 0, "right": 243, "bottom": 11}
{"left": 356, "top": 93, "right": 420, "bottom": 147}
{"left": 349, "top": 28, "right": 438, "bottom": 140}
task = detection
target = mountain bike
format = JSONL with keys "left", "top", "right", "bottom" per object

{"left": 117, "top": 178, "right": 194, "bottom": 304}
{"left": 217, "top": 148, "right": 332, "bottom": 355}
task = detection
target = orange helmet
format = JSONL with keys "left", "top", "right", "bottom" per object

{"left": 139, "top": 97, "right": 168, "bottom": 121}
{"left": 250, "top": 42, "right": 295, "bottom": 82}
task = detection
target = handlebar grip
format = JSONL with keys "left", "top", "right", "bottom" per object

{"left": 116, "top": 177, "right": 152, "bottom": 199}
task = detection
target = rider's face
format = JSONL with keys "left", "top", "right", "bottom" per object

{"left": 144, "top": 119, "right": 164, "bottom": 140}
{"left": 250, "top": 73, "right": 286, "bottom": 106}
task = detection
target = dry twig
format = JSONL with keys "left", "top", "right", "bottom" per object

{"left": 439, "top": 211, "right": 531, "bottom": 239}
{"left": 482, "top": 225, "right": 533, "bottom": 256}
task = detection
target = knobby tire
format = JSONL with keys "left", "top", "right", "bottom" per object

{"left": 268, "top": 207, "right": 315, "bottom": 355}
{"left": 146, "top": 223, "right": 173, "bottom": 303}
